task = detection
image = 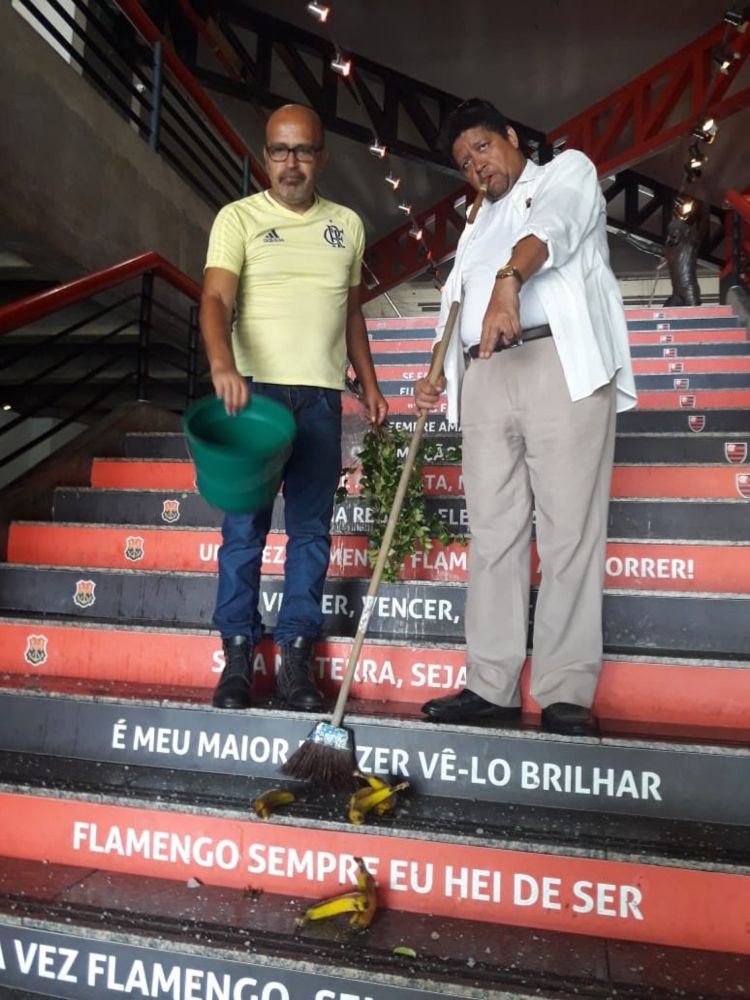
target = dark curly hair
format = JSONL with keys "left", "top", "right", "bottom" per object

{"left": 438, "top": 98, "right": 514, "bottom": 162}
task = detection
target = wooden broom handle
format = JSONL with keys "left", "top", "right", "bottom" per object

{"left": 331, "top": 299, "right": 461, "bottom": 727}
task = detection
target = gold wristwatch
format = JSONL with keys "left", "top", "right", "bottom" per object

{"left": 495, "top": 265, "right": 524, "bottom": 287}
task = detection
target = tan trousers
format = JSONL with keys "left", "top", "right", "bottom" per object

{"left": 460, "top": 337, "right": 616, "bottom": 709}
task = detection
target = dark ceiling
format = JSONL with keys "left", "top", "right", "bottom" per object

{"left": 210, "top": 0, "right": 750, "bottom": 279}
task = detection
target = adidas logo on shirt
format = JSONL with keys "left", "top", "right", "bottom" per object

{"left": 263, "top": 229, "right": 283, "bottom": 243}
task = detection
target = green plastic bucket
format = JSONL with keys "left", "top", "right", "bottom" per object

{"left": 183, "top": 394, "right": 296, "bottom": 513}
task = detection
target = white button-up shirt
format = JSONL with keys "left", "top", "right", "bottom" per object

{"left": 434, "top": 150, "right": 638, "bottom": 425}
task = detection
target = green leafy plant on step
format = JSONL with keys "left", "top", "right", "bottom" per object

{"left": 336, "top": 423, "right": 466, "bottom": 583}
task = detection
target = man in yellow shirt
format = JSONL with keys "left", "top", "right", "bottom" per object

{"left": 200, "top": 104, "right": 387, "bottom": 712}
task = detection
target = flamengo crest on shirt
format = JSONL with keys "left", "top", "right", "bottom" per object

{"left": 737, "top": 473, "right": 750, "bottom": 499}
{"left": 24, "top": 634, "right": 48, "bottom": 666}
{"left": 323, "top": 222, "right": 346, "bottom": 248}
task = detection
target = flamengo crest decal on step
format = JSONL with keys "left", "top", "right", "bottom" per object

{"left": 124, "top": 537, "right": 145, "bottom": 562}
{"left": 23, "top": 635, "right": 48, "bottom": 667}
{"left": 161, "top": 499, "right": 181, "bottom": 523}
{"left": 725, "top": 443, "right": 748, "bottom": 465}
{"left": 73, "top": 581, "right": 96, "bottom": 609}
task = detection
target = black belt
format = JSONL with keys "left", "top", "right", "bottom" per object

{"left": 466, "top": 323, "right": 552, "bottom": 359}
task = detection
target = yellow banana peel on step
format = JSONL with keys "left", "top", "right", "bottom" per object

{"left": 348, "top": 777, "right": 410, "bottom": 825}
{"left": 252, "top": 789, "right": 295, "bottom": 820}
{"left": 295, "top": 858, "right": 377, "bottom": 930}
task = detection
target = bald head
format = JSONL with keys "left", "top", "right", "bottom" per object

{"left": 266, "top": 104, "right": 324, "bottom": 147}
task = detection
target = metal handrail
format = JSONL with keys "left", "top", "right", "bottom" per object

{"left": 0, "top": 253, "right": 200, "bottom": 335}
{"left": 113, "top": 0, "right": 268, "bottom": 190}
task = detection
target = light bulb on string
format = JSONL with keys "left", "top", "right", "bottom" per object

{"left": 397, "top": 201, "right": 412, "bottom": 216}
{"left": 675, "top": 195, "right": 697, "bottom": 220}
{"left": 713, "top": 45, "right": 739, "bottom": 74}
{"left": 305, "top": 2, "right": 330, "bottom": 23}
{"left": 385, "top": 172, "right": 401, "bottom": 191}
{"left": 691, "top": 116, "right": 719, "bottom": 144}
{"left": 723, "top": 7, "right": 748, "bottom": 30}
{"left": 331, "top": 53, "right": 352, "bottom": 77}
{"left": 684, "top": 142, "right": 706, "bottom": 181}
{"left": 409, "top": 223, "right": 423, "bottom": 241}
{"left": 368, "top": 141, "right": 387, "bottom": 158}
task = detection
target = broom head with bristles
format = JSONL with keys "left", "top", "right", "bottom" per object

{"left": 281, "top": 721, "right": 357, "bottom": 790}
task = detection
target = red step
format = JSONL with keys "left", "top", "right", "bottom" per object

{"left": 1, "top": 791, "right": 748, "bottom": 954}
{"left": 89, "top": 460, "right": 750, "bottom": 501}
{"left": 622, "top": 306, "right": 737, "bottom": 320}
{"left": 2, "top": 620, "right": 749, "bottom": 732}
{"left": 8, "top": 525, "right": 750, "bottom": 594}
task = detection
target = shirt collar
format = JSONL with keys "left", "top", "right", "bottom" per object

{"left": 515, "top": 157, "right": 541, "bottom": 185}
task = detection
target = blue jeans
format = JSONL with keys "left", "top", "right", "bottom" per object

{"left": 213, "top": 382, "right": 342, "bottom": 645}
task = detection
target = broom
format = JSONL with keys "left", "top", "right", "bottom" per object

{"left": 280, "top": 297, "right": 463, "bottom": 789}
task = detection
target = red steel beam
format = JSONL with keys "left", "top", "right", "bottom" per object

{"left": 363, "top": 20, "right": 750, "bottom": 302}
{"left": 547, "top": 22, "right": 750, "bottom": 175}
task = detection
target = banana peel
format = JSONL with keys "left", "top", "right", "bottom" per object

{"left": 252, "top": 788, "right": 295, "bottom": 820}
{"left": 349, "top": 775, "right": 410, "bottom": 825}
{"left": 295, "top": 857, "right": 377, "bottom": 930}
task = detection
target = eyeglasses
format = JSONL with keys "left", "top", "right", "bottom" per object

{"left": 265, "top": 143, "right": 323, "bottom": 162}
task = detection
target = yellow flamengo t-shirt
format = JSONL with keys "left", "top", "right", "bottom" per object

{"left": 204, "top": 190, "right": 364, "bottom": 389}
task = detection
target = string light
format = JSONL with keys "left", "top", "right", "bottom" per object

{"left": 305, "top": 2, "right": 330, "bottom": 22}
{"left": 713, "top": 44, "right": 739, "bottom": 73}
{"left": 723, "top": 7, "right": 748, "bottom": 30}
{"left": 675, "top": 195, "right": 697, "bottom": 220}
{"left": 309, "top": 3, "right": 444, "bottom": 292}
{"left": 684, "top": 143, "right": 706, "bottom": 182}
{"left": 330, "top": 53, "right": 351, "bottom": 76}
{"left": 690, "top": 115, "right": 719, "bottom": 145}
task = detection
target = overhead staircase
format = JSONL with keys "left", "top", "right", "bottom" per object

{"left": 0, "top": 305, "right": 748, "bottom": 998}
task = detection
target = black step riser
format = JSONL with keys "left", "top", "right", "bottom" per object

{"left": 1, "top": 693, "right": 748, "bottom": 823}
{"left": 0, "top": 567, "right": 747, "bottom": 655}
{"left": 0, "top": 921, "right": 459, "bottom": 1000}
{"left": 52, "top": 490, "right": 750, "bottom": 541}
{"left": 369, "top": 344, "right": 750, "bottom": 365}
{"left": 123, "top": 434, "right": 749, "bottom": 465}
{"left": 367, "top": 319, "right": 743, "bottom": 338}
{"left": 384, "top": 411, "right": 750, "bottom": 435}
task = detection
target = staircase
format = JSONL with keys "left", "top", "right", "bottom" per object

{"left": 0, "top": 305, "right": 748, "bottom": 998}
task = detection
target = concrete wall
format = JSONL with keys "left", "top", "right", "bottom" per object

{"left": 1, "top": 2, "right": 214, "bottom": 285}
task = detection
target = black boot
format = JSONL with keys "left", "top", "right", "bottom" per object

{"left": 212, "top": 636, "right": 253, "bottom": 709}
{"left": 276, "top": 636, "right": 323, "bottom": 711}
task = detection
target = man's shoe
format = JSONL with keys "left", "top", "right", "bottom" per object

{"left": 421, "top": 688, "right": 521, "bottom": 724}
{"left": 213, "top": 636, "right": 253, "bottom": 709}
{"left": 276, "top": 636, "right": 323, "bottom": 712}
{"left": 541, "top": 702, "right": 595, "bottom": 736}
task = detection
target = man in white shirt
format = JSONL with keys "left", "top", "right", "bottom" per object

{"left": 415, "top": 99, "right": 636, "bottom": 736}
